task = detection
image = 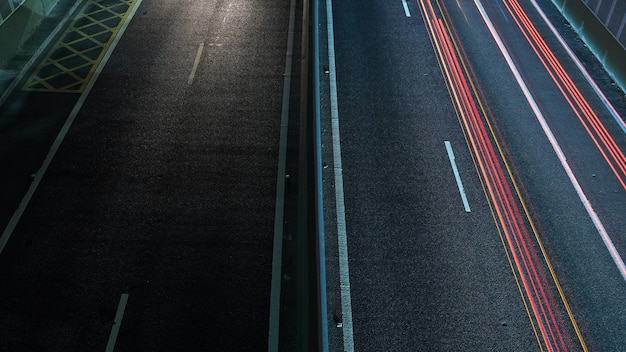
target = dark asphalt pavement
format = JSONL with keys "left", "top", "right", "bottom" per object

{"left": 2, "top": 0, "right": 626, "bottom": 350}
{"left": 320, "top": 0, "right": 536, "bottom": 350}
{"left": 449, "top": 1, "right": 626, "bottom": 350}
{"left": 320, "top": 0, "right": 626, "bottom": 351}
{"left": 0, "top": 0, "right": 301, "bottom": 351}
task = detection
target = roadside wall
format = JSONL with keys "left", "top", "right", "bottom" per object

{"left": 0, "top": 0, "right": 60, "bottom": 68}
{"left": 551, "top": 0, "right": 626, "bottom": 92}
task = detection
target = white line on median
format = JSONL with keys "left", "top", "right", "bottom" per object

{"left": 445, "top": 141, "right": 471, "bottom": 212}
{"left": 188, "top": 42, "right": 204, "bottom": 85}
{"left": 326, "top": 0, "right": 355, "bottom": 350}
{"left": 105, "top": 293, "right": 129, "bottom": 352}
{"left": 402, "top": 0, "right": 411, "bottom": 17}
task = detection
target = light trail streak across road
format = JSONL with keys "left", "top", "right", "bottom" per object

{"left": 322, "top": 0, "right": 626, "bottom": 349}
{"left": 500, "top": 0, "right": 626, "bottom": 191}
{"left": 528, "top": 0, "right": 626, "bottom": 135}
{"left": 470, "top": 0, "right": 626, "bottom": 286}
{"left": 418, "top": 0, "right": 589, "bottom": 350}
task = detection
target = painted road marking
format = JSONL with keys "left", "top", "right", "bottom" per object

{"left": 326, "top": 0, "right": 355, "bottom": 350}
{"left": 0, "top": 0, "right": 144, "bottom": 253}
{"left": 23, "top": 0, "right": 139, "bottom": 93}
{"left": 444, "top": 141, "right": 471, "bottom": 212}
{"left": 188, "top": 42, "right": 204, "bottom": 85}
{"left": 402, "top": 0, "right": 411, "bottom": 17}
{"left": 105, "top": 294, "right": 129, "bottom": 352}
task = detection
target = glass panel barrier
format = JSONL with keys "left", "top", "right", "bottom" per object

{"left": 0, "top": 0, "right": 26, "bottom": 25}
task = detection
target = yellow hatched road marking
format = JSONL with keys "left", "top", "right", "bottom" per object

{"left": 23, "top": 0, "right": 138, "bottom": 93}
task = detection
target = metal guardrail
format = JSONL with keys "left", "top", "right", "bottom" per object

{"left": 298, "top": 0, "right": 328, "bottom": 350}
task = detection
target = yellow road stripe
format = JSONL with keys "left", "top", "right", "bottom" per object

{"left": 23, "top": 0, "right": 138, "bottom": 93}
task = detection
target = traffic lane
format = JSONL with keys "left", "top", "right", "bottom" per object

{"left": 0, "top": 0, "right": 289, "bottom": 351}
{"left": 74, "top": 0, "right": 290, "bottom": 348}
{"left": 439, "top": 0, "right": 626, "bottom": 349}
{"left": 324, "top": 0, "right": 538, "bottom": 349}
{"left": 420, "top": 1, "right": 594, "bottom": 349}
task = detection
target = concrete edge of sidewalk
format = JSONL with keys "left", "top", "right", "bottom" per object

{"left": 0, "top": 0, "right": 84, "bottom": 108}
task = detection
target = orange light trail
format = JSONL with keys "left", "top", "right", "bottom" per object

{"left": 418, "top": 0, "right": 585, "bottom": 350}
{"left": 501, "top": 0, "right": 626, "bottom": 191}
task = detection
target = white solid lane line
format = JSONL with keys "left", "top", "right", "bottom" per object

{"left": 445, "top": 141, "right": 471, "bottom": 213}
{"left": 402, "top": 0, "right": 411, "bottom": 17}
{"left": 105, "top": 294, "right": 129, "bottom": 352}
{"left": 326, "top": 0, "right": 355, "bottom": 350}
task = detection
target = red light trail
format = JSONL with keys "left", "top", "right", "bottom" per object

{"left": 500, "top": 0, "right": 626, "bottom": 191}
{"left": 417, "top": 0, "right": 588, "bottom": 350}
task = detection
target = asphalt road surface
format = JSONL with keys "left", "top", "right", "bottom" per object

{"left": 320, "top": 0, "right": 626, "bottom": 351}
{"left": 0, "top": 0, "right": 301, "bottom": 351}
{"left": 2, "top": 0, "right": 626, "bottom": 351}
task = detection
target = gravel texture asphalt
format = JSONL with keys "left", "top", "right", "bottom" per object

{"left": 0, "top": 0, "right": 300, "bottom": 350}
